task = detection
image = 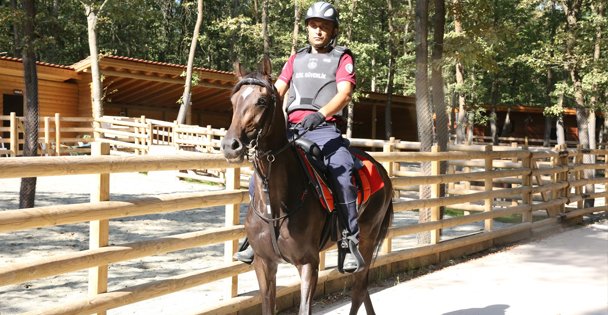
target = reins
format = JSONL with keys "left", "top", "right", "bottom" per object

{"left": 234, "top": 76, "right": 310, "bottom": 261}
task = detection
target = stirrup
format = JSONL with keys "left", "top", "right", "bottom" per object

{"left": 338, "top": 233, "right": 366, "bottom": 273}
{"left": 234, "top": 246, "right": 254, "bottom": 264}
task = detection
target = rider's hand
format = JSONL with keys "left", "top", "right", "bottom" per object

{"left": 300, "top": 112, "right": 326, "bottom": 131}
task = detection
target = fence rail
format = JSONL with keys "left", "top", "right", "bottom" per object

{"left": 0, "top": 139, "right": 605, "bottom": 314}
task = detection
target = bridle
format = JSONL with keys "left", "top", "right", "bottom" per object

{"left": 232, "top": 75, "right": 309, "bottom": 259}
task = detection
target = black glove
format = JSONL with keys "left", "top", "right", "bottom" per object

{"left": 300, "top": 112, "right": 326, "bottom": 130}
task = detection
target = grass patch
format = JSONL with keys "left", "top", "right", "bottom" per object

{"left": 181, "top": 177, "right": 224, "bottom": 187}
{"left": 444, "top": 208, "right": 465, "bottom": 217}
{"left": 494, "top": 214, "right": 522, "bottom": 224}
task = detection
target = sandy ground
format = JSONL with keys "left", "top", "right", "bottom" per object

{"left": 0, "top": 170, "right": 605, "bottom": 314}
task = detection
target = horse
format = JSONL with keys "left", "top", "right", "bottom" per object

{"left": 221, "top": 56, "right": 394, "bottom": 315}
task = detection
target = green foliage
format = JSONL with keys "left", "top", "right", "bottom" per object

{"left": 0, "top": 0, "right": 605, "bottom": 130}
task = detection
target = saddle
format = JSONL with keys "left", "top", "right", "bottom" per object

{"left": 294, "top": 138, "right": 385, "bottom": 273}
{"left": 294, "top": 138, "right": 385, "bottom": 212}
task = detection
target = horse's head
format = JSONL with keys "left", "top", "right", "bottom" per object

{"left": 221, "top": 56, "right": 279, "bottom": 163}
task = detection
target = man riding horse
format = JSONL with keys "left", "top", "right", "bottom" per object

{"left": 235, "top": 1, "right": 364, "bottom": 272}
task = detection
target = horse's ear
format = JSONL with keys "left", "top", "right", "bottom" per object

{"left": 259, "top": 54, "right": 272, "bottom": 77}
{"left": 233, "top": 60, "right": 247, "bottom": 80}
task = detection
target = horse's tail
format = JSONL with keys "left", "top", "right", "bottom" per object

{"left": 373, "top": 198, "right": 394, "bottom": 259}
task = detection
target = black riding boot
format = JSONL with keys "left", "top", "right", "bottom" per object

{"left": 336, "top": 198, "right": 365, "bottom": 273}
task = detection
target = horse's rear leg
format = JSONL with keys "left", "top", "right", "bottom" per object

{"left": 253, "top": 258, "right": 278, "bottom": 315}
{"left": 348, "top": 270, "right": 375, "bottom": 315}
{"left": 296, "top": 262, "right": 319, "bottom": 315}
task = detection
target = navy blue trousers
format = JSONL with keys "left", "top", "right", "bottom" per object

{"left": 290, "top": 122, "right": 359, "bottom": 237}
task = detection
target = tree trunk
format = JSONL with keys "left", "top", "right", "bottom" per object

{"left": 544, "top": 68, "right": 554, "bottom": 147}
{"left": 556, "top": 92, "right": 566, "bottom": 145}
{"left": 453, "top": 0, "right": 466, "bottom": 144}
{"left": 261, "top": 0, "right": 269, "bottom": 56}
{"left": 490, "top": 79, "right": 499, "bottom": 145}
{"left": 11, "top": 0, "right": 20, "bottom": 56}
{"left": 544, "top": 116, "right": 553, "bottom": 146}
{"left": 290, "top": 0, "right": 301, "bottom": 55}
{"left": 501, "top": 107, "right": 512, "bottom": 137}
{"left": 253, "top": 0, "right": 259, "bottom": 23}
{"left": 432, "top": 0, "right": 447, "bottom": 150}
{"left": 385, "top": 0, "right": 395, "bottom": 139}
{"left": 432, "top": 0, "right": 447, "bottom": 223}
{"left": 177, "top": 0, "right": 203, "bottom": 124}
{"left": 563, "top": 0, "right": 594, "bottom": 207}
{"left": 83, "top": 2, "right": 107, "bottom": 121}
{"left": 415, "top": 0, "right": 432, "bottom": 244}
{"left": 19, "top": 0, "right": 38, "bottom": 209}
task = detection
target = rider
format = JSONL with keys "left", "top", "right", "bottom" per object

{"left": 236, "top": 1, "right": 363, "bottom": 272}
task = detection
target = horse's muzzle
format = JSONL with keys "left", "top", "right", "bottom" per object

{"left": 221, "top": 137, "right": 245, "bottom": 163}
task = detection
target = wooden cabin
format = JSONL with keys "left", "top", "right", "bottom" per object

{"left": 1, "top": 55, "right": 590, "bottom": 144}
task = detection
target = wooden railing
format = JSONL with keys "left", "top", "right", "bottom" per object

{"left": 0, "top": 113, "right": 94, "bottom": 156}
{"left": 0, "top": 141, "right": 605, "bottom": 314}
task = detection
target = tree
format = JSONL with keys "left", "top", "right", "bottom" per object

{"left": 452, "top": 0, "right": 466, "bottom": 144}
{"left": 385, "top": 0, "right": 396, "bottom": 138}
{"left": 81, "top": 0, "right": 109, "bottom": 132}
{"left": 261, "top": 0, "right": 269, "bottom": 56}
{"left": 432, "top": 0, "right": 448, "bottom": 151}
{"left": 177, "top": 0, "right": 203, "bottom": 124}
{"left": 415, "top": 0, "right": 433, "bottom": 244}
{"left": 19, "top": 0, "right": 39, "bottom": 209}
{"left": 560, "top": 0, "right": 596, "bottom": 207}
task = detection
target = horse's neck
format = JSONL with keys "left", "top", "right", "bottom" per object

{"left": 254, "top": 136, "right": 303, "bottom": 206}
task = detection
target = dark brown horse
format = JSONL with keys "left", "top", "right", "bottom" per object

{"left": 221, "top": 56, "right": 393, "bottom": 315}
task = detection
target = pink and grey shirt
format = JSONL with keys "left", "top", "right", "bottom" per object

{"left": 277, "top": 46, "right": 356, "bottom": 123}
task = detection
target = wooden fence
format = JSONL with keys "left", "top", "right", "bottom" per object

{"left": 0, "top": 113, "right": 93, "bottom": 157}
{"left": 0, "top": 140, "right": 605, "bottom": 314}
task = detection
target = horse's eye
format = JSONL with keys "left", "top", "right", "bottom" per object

{"left": 256, "top": 98, "right": 268, "bottom": 107}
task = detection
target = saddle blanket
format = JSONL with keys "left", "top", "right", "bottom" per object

{"left": 297, "top": 148, "right": 385, "bottom": 212}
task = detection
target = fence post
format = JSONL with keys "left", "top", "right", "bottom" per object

{"left": 146, "top": 117, "right": 152, "bottom": 151}
{"left": 54, "top": 113, "right": 61, "bottom": 156}
{"left": 140, "top": 115, "right": 148, "bottom": 155}
{"left": 225, "top": 166, "right": 241, "bottom": 298}
{"left": 559, "top": 144, "right": 569, "bottom": 214}
{"left": 522, "top": 151, "right": 533, "bottom": 222}
{"left": 44, "top": 117, "right": 51, "bottom": 156}
{"left": 173, "top": 121, "right": 179, "bottom": 150}
{"left": 575, "top": 145, "right": 583, "bottom": 210}
{"left": 605, "top": 150, "right": 607, "bottom": 209}
{"left": 484, "top": 145, "right": 494, "bottom": 231}
{"left": 431, "top": 145, "right": 441, "bottom": 244}
{"left": 381, "top": 137, "right": 395, "bottom": 254}
{"left": 89, "top": 141, "right": 110, "bottom": 315}
{"left": 9, "top": 112, "right": 18, "bottom": 156}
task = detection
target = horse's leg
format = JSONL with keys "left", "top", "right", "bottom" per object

{"left": 253, "top": 258, "right": 278, "bottom": 315}
{"left": 348, "top": 269, "right": 375, "bottom": 315}
{"left": 349, "top": 221, "right": 382, "bottom": 315}
{"left": 296, "top": 262, "right": 319, "bottom": 315}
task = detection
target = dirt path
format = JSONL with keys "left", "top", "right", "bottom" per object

{"left": 279, "top": 218, "right": 608, "bottom": 315}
